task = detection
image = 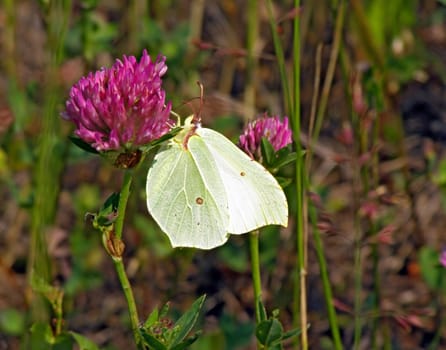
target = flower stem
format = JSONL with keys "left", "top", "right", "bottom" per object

{"left": 249, "top": 231, "right": 262, "bottom": 324}
{"left": 113, "top": 258, "right": 142, "bottom": 349}
{"left": 308, "top": 206, "right": 343, "bottom": 349}
{"left": 265, "top": 0, "right": 292, "bottom": 116}
{"left": 109, "top": 170, "right": 142, "bottom": 349}
{"left": 115, "top": 171, "right": 133, "bottom": 239}
{"left": 291, "top": 1, "right": 309, "bottom": 348}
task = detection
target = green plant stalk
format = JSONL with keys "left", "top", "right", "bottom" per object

{"left": 349, "top": 0, "right": 385, "bottom": 70}
{"left": 115, "top": 171, "right": 133, "bottom": 240}
{"left": 291, "top": 1, "right": 308, "bottom": 349}
{"left": 245, "top": 5, "right": 263, "bottom": 346}
{"left": 123, "top": 0, "right": 146, "bottom": 54}
{"left": 305, "top": 42, "right": 343, "bottom": 350}
{"left": 369, "top": 107, "right": 381, "bottom": 349}
{"left": 249, "top": 231, "right": 262, "bottom": 324}
{"left": 352, "top": 215, "right": 362, "bottom": 350}
{"left": 53, "top": 289, "right": 64, "bottom": 336}
{"left": 3, "top": 0, "right": 15, "bottom": 78}
{"left": 309, "top": 205, "right": 343, "bottom": 349}
{"left": 307, "top": 2, "right": 346, "bottom": 347}
{"left": 311, "top": 0, "right": 345, "bottom": 145}
{"left": 371, "top": 75, "right": 391, "bottom": 350}
{"left": 265, "top": 0, "right": 292, "bottom": 116}
{"left": 244, "top": 0, "right": 258, "bottom": 120}
{"left": 336, "top": 38, "right": 363, "bottom": 350}
{"left": 110, "top": 170, "right": 142, "bottom": 349}
{"left": 114, "top": 258, "right": 142, "bottom": 349}
{"left": 354, "top": 62, "right": 384, "bottom": 350}
{"left": 371, "top": 240, "right": 380, "bottom": 350}
{"left": 428, "top": 272, "right": 445, "bottom": 350}
{"left": 350, "top": 107, "right": 363, "bottom": 350}
{"left": 28, "top": 0, "right": 72, "bottom": 323}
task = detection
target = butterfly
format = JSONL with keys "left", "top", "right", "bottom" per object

{"left": 146, "top": 114, "right": 288, "bottom": 249}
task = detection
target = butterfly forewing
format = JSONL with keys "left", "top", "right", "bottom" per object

{"left": 197, "top": 127, "right": 288, "bottom": 234}
{"left": 146, "top": 137, "right": 229, "bottom": 249}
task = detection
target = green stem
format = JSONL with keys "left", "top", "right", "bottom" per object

{"left": 349, "top": 0, "right": 385, "bottom": 70}
{"left": 115, "top": 171, "right": 133, "bottom": 239}
{"left": 309, "top": 206, "right": 343, "bottom": 349}
{"left": 291, "top": 1, "right": 308, "bottom": 348}
{"left": 244, "top": 0, "right": 258, "bottom": 119}
{"left": 28, "top": 0, "right": 72, "bottom": 323}
{"left": 249, "top": 231, "right": 262, "bottom": 324}
{"left": 114, "top": 258, "right": 142, "bottom": 349}
{"left": 265, "top": 0, "right": 292, "bottom": 116}
{"left": 311, "top": 0, "right": 345, "bottom": 145}
{"left": 352, "top": 211, "right": 363, "bottom": 350}
{"left": 428, "top": 271, "right": 445, "bottom": 350}
{"left": 109, "top": 170, "right": 142, "bottom": 349}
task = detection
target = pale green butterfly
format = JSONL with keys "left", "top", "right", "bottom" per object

{"left": 146, "top": 116, "right": 288, "bottom": 250}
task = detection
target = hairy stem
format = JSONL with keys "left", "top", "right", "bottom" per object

{"left": 249, "top": 231, "right": 262, "bottom": 324}
{"left": 110, "top": 171, "right": 142, "bottom": 349}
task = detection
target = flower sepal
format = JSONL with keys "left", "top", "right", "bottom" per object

{"left": 138, "top": 125, "right": 182, "bottom": 153}
{"left": 92, "top": 192, "right": 120, "bottom": 229}
{"left": 259, "top": 137, "right": 298, "bottom": 189}
{"left": 69, "top": 136, "right": 100, "bottom": 154}
{"left": 100, "top": 149, "right": 144, "bottom": 169}
{"left": 260, "top": 137, "right": 298, "bottom": 172}
{"left": 99, "top": 126, "right": 182, "bottom": 169}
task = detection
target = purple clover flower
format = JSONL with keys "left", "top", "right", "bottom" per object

{"left": 62, "top": 50, "right": 173, "bottom": 153}
{"left": 238, "top": 113, "right": 293, "bottom": 160}
{"left": 440, "top": 248, "right": 446, "bottom": 268}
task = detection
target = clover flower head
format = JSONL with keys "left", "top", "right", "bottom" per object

{"left": 238, "top": 113, "right": 292, "bottom": 160}
{"left": 62, "top": 50, "right": 173, "bottom": 152}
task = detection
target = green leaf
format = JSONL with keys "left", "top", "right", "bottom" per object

{"left": 276, "top": 176, "right": 292, "bottom": 189}
{"left": 93, "top": 192, "right": 120, "bottom": 228}
{"left": 170, "top": 295, "right": 206, "bottom": 346}
{"left": 278, "top": 327, "right": 301, "bottom": 343}
{"left": 434, "top": 159, "right": 446, "bottom": 187}
{"left": 53, "top": 333, "right": 74, "bottom": 350}
{"left": 260, "top": 137, "right": 275, "bottom": 166}
{"left": 69, "top": 331, "right": 100, "bottom": 350}
{"left": 0, "top": 309, "right": 26, "bottom": 335}
{"left": 270, "top": 151, "right": 298, "bottom": 170}
{"left": 170, "top": 331, "right": 201, "bottom": 350}
{"left": 419, "top": 246, "right": 442, "bottom": 290}
{"left": 140, "top": 330, "right": 168, "bottom": 350}
{"left": 140, "top": 127, "right": 182, "bottom": 153}
{"left": 159, "top": 301, "right": 171, "bottom": 319}
{"left": 219, "top": 313, "right": 254, "bottom": 349}
{"left": 30, "top": 274, "right": 64, "bottom": 312}
{"left": 29, "top": 322, "right": 54, "bottom": 348}
{"left": 69, "top": 136, "right": 99, "bottom": 154}
{"left": 144, "top": 307, "right": 160, "bottom": 328}
{"left": 257, "top": 300, "right": 267, "bottom": 322}
{"left": 256, "top": 318, "right": 283, "bottom": 347}
{"left": 30, "top": 274, "right": 54, "bottom": 295}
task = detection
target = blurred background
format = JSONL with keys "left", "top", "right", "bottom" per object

{"left": 1, "top": 0, "right": 446, "bottom": 349}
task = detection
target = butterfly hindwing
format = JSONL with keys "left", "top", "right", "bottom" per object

{"left": 196, "top": 127, "right": 288, "bottom": 234}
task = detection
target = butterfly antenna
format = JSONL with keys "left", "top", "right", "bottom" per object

{"left": 192, "top": 81, "right": 204, "bottom": 125}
